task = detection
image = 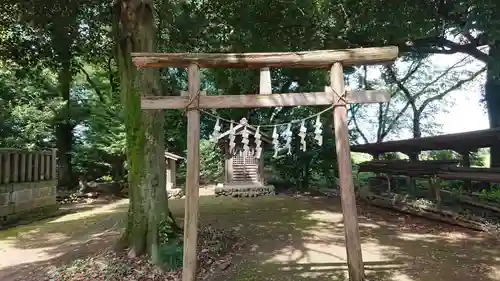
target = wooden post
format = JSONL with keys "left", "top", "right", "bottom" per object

{"left": 0, "top": 154, "right": 2, "bottom": 184}
{"left": 330, "top": 62, "right": 364, "bottom": 281}
{"left": 12, "top": 153, "right": 19, "bottom": 182}
{"left": 171, "top": 159, "right": 177, "bottom": 188}
{"left": 227, "top": 155, "right": 233, "bottom": 183}
{"left": 182, "top": 63, "right": 202, "bottom": 281}
{"left": 40, "top": 153, "right": 45, "bottom": 180}
{"left": 51, "top": 148, "right": 57, "bottom": 180}
{"left": 460, "top": 150, "right": 471, "bottom": 190}
{"left": 259, "top": 154, "right": 265, "bottom": 185}
{"left": 45, "top": 154, "right": 51, "bottom": 180}
{"left": 406, "top": 151, "right": 419, "bottom": 193}
{"left": 434, "top": 176, "right": 442, "bottom": 205}
{"left": 33, "top": 153, "right": 39, "bottom": 181}
{"left": 27, "top": 153, "right": 33, "bottom": 182}
{"left": 20, "top": 153, "right": 26, "bottom": 182}
{"left": 258, "top": 66, "right": 271, "bottom": 185}
{"left": 259, "top": 68, "right": 272, "bottom": 94}
{"left": 3, "top": 153, "right": 10, "bottom": 184}
{"left": 408, "top": 151, "right": 419, "bottom": 162}
{"left": 165, "top": 157, "right": 171, "bottom": 190}
{"left": 370, "top": 152, "right": 380, "bottom": 160}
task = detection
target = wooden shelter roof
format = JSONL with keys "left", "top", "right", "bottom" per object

{"left": 351, "top": 128, "right": 500, "bottom": 154}
{"left": 164, "top": 151, "right": 183, "bottom": 161}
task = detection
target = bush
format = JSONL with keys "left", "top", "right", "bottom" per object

{"left": 177, "top": 139, "right": 223, "bottom": 185}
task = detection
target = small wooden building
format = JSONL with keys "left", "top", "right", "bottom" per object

{"left": 165, "top": 151, "right": 183, "bottom": 189}
{"left": 216, "top": 121, "right": 272, "bottom": 185}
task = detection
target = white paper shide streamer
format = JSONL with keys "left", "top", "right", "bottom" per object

{"left": 240, "top": 118, "right": 250, "bottom": 157}
{"left": 202, "top": 106, "right": 330, "bottom": 158}
{"left": 298, "top": 120, "right": 307, "bottom": 151}
{"left": 314, "top": 115, "right": 323, "bottom": 146}
{"left": 211, "top": 118, "right": 221, "bottom": 142}
{"left": 272, "top": 125, "right": 279, "bottom": 158}
{"left": 229, "top": 121, "right": 236, "bottom": 154}
{"left": 284, "top": 123, "right": 292, "bottom": 155}
{"left": 254, "top": 126, "right": 262, "bottom": 159}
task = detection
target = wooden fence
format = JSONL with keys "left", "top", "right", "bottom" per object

{"left": 0, "top": 148, "right": 58, "bottom": 220}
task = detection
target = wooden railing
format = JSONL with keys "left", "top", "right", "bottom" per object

{"left": 0, "top": 148, "right": 57, "bottom": 185}
{"left": 0, "top": 148, "right": 58, "bottom": 221}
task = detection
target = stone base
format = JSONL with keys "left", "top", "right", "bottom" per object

{"left": 167, "top": 188, "right": 185, "bottom": 199}
{"left": 214, "top": 183, "right": 275, "bottom": 197}
{"left": 1, "top": 180, "right": 57, "bottom": 217}
{"left": 0, "top": 204, "right": 60, "bottom": 229}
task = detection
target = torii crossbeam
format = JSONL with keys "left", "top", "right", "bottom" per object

{"left": 132, "top": 46, "right": 399, "bottom": 281}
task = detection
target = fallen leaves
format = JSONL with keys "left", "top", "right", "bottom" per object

{"left": 44, "top": 226, "right": 243, "bottom": 281}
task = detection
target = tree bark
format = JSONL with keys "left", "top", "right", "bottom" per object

{"left": 406, "top": 110, "right": 421, "bottom": 162}
{"left": 412, "top": 110, "right": 421, "bottom": 139}
{"left": 485, "top": 41, "right": 500, "bottom": 168}
{"left": 115, "top": 0, "right": 179, "bottom": 264}
{"left": 110, "top": 155, "right": 126, "bottom": 182}
{"left": 55, "top": 59, "right": 76, "bottom": 189}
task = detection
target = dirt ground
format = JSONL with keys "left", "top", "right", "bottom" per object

{"left": 1, "top": 193, "right": 500, "bottom": 281}
{"left": 0, "top": 199, "right": 129, "bottom": 281}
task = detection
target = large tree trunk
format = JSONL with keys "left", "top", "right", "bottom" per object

{"left": 115, "top": 0, "right": 178, "bottom": 264}
{"left": 485, "top": 41, "right": 500, "bottom": 168}
{"left": 55, "top": 59, "right": 76, "bottom": 189}
{"left": 110, "top": 155, "right": 126, "bottom": 182}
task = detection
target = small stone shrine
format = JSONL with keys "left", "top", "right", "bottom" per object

{"left": 214, "top": 118, "right": 275, "bottom": 196}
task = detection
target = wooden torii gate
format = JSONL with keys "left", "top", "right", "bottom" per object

{"left": 132, "top": 46, "right": 398, "bottom": 281}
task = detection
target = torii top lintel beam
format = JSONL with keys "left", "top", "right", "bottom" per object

{"left": 132, "top": 46, "right": 398, "bottom": 69}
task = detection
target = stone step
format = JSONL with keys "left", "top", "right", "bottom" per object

{"left": 233, "top": 169, "right": 258, "bottom": 172}
{"left": 233, "top": 170, "right": 258, "bottom": 173}
{"left": 233, "top": 170, "right": 258, "bottom": 174}
{"left": 233, "top": 175, "right": 258, "bottom": 179}
{"left": 233, "top": 165, "right": 258, "bottom": 169}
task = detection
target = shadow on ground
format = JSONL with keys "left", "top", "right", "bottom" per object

{"left": 167, "top": 195, "right": 500, "bottom": 281}
{"left": 1, "top": 194, "right": 499, "bottom": 281}
{"left": 0, "top": 199, "right": 128, "bottom": 281}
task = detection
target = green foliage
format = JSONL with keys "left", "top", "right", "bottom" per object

{"left": 268, "top": 112, "right": 338, "bottom": 190}
{"left": 158, "top": 243, "right": 184, "bottom": 271}
{"left": 177, "top": 139, "right": 223, "bottom": 185}
{"left": 478, "top": 186, "right": 500, "bottom": 204}
{"left": 422, "top": 150, "right": 485, "bottom": 167}
{"left": 380, "top": 153, "right": 402, "bottom": 161}
{"left": 199, "top": 139, "right": 223, "bottom": 184}
{"left": 1, "top": 0, "right": 112, "bottom": 187}
{"left": 158, "top": 220, "right": 183, "bottom": 270}
{"left": 73, "top": 66, "right": 127, "bottom": 180}
{"left": 158, "top": 220, "right": 178, "bottom": 244}
{"left": 0, "top": 67, "right": 57, "bottom": 148}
